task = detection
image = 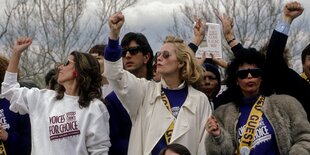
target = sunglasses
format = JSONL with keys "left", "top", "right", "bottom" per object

{"left": 236, "top": 68, "right": 262, "bottom": 79}
{"left": 156, "top": 51, "right": 172, "bottom": 59}
{"left": 63, "top": 59, "right": 75, "bottom": 66}
{"left": 122, "top": 46, "right": 141, "bottom": 57}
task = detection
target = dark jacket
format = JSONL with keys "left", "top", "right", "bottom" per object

{"left": 105, "top": 92, "right": 132, "bottom": 155}
{"left": 0, "top": 98, "right": 31, "bottom": 155}
{"left": 265, "top": 30, "right": 310, "bottom": 120}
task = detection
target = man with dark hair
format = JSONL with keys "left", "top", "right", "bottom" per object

{"left": 121, "top": 32, "right": 154, "bottom": 80}
{"left": 105, "top": 32, "right": 154, "bottom": 155}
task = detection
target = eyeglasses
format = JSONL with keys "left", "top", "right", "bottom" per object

{"left": 63, "top": 59, "right": 75, "bottom": 66}
{"left": 236, "top": 68, "right": 262, "bottom": 79}
{"left": 156, "top": 51, "right": 172, "bottom": 59}
{"left": 122, "top": 46, "right": 141, "bottom": 57}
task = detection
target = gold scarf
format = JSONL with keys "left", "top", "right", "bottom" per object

{"left": 236, "top": 96, "right": 265, "bottom": 155}
{"left": 0, "top": 141, "right": 7, "bottom": 155}
{"left": 300, "top": 72, "right": 310, "bottom": 84}
{"left": 160, "top": 91, "right": 175, "bottom": 144}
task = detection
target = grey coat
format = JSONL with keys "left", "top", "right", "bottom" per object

{"left": 206, "top": 94, "right": 310, "bottom": 155}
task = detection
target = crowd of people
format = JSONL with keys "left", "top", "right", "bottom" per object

{"left": 0, "top": 1, "right": 310, "bottom": 155}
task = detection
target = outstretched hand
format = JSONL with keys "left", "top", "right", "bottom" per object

{"left": 12, "top": 37, "right": 32, "bottom": 55}
{"left": 284, "top": 1, "right": 304, "bottom": 23}
{"left": 192, "top": 16, "right": 206, "bottom": 46}
{"left": 108, "top": 12, "right": 125, "bottom": 40}
{"left": 214, "top": 9, "right": 234, "bottom": 41}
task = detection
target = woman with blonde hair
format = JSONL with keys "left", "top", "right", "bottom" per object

{"left": 104, "top": 12, "right": 212, "bottom": 155}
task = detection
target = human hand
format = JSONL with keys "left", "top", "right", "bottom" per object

{"left": 192, "top": 16, "right": 206, "bottom": 46}
{"left": 108, "top": 12, "right": 125, "bottom": 40}
{"left": 214, "top": 10, "right": 234, "bottom": 41}
{"left": 283, "top": 1, "right": 304, "bottom": 23}
{"left": 0, "top": 126, "right": 8, "bottom": 141}
{"left": 206, "top": 115, "right": 221, "bottom": 137}
{"left": 210, "top": 53, "right": 228, "bottom": 68}
{"left": 12, "top": 37, "right": 32, "bottom": 55}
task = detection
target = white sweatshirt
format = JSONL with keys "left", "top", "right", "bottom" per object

{"left": 1, "top": 72, "right": 110, "bottom": 155}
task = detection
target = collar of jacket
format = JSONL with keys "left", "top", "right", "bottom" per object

{"left": 152, "top": 82, "right": 197, "bottom": 114}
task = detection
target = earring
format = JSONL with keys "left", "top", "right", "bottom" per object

{"left": 73, "top": 70, "right": 78, "bottom": 77}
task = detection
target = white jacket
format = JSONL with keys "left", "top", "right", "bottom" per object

{"left": 1, "top": 72, "right": 110, "bottom": 155}
{"left": 104, "top": 59, "right": 212, "bottom": 155}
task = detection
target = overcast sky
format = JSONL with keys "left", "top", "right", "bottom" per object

{"left": 0, "top": 0, "right": 309, "bottom": 53}
{"left": 118, "top": 0, "right": 310, "bottom": 52}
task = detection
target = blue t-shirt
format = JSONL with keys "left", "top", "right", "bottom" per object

{"left": 0, "top": 98, "right": 31, "bottom": 155}
{"left": 151, "top": 86, "right": 188, "bottom": 155}
{"left": 237, "top": 95, "right": 279, "bottom": 155}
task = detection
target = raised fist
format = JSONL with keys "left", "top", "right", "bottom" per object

{"left": 284, "top": 1, "right": 304, "bottom": 23}
{"left": 108, "top": 12, "right": 125, "bottom": 40}
{"left": 12, "top": 37, "right": 32, "bottom": 54}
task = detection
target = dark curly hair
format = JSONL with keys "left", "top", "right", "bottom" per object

{"left": 225, "top": 48, "right": 272, "bottom": 104}
{"left": 56, "top": 51, "right": 103, "bottom": 108}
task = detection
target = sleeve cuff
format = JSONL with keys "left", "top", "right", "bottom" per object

{"left": 108, "top": 38, "right": 120, "bottom": 48}
{"left": 188, "top": 43, "right": 198, "bottom": 53}
{"left": 104, "top": 38, "right": 122, "bottom": 62}
{"left": 4, "top": 71, "right": 18, "bottom": 84}
{"left": 275, "top": 20, "right": 291, "bottom": 36}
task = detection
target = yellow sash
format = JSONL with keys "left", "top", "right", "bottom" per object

{"left": 300, "top": 72, "right": 310, "bottom": 84}
{"left": 0, "top": 141, "right": 7, "bottom": 155}
{"left": 160, "top": 91, "right": 175, "bottom": 144}
{"left": 236, "top": 95, "right": 265, "bottom": 155}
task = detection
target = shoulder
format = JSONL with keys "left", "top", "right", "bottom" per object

{"left": 267, "top": 94, "right": 300, "bottom": 105}
{"left": 266, "top": 94, "right": 304, "bottom": 113}
{"left": 214, "top": 102, "right": 237, "bottom": 120}
{"left": 89, "top": 98, "right": 108, "bottom": 114}
{"left": 215, "top": 102, "right": 236, "bottom": 114}
{"left": 188, "top": 85, "right": 208, "bottom": 99}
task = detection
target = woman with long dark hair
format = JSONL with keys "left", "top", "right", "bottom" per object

{"left": 1, "top": 38, "right": 110, "bottom": 154}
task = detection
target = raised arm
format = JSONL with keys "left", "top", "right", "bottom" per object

{"left": 188, "top": 17, "right": 206, "bottom": 53}
{"left": 267, "top": 1, "right": 304, "bottom": 70}
{"left": 103, "top": 13, "right": 148, "bottom": 120}
{"left": 1, "top": 38, "right": 35, "bottom": 114}
{"left": 215, "top": 11, "right": 244, "bottom": 56}
{"left": 7, "top": 38, "right": 32, "bottom": 73}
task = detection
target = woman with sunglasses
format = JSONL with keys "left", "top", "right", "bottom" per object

{"left": 205, "top": 49, "right": 310, "bottom": 155}
{"left": 1, "top": 37, "right": 110, "bottom": 154}
{"left": 104, "top": 12, "right": 212, "bottom": 155}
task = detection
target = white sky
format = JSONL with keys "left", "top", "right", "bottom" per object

{"left": 0, "top": 0, "right": 309, "bottom": 53}
{"left": 121, "top": 0, "right": 310, "bottom": 52}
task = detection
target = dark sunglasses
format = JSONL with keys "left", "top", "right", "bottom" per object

{"left": 62, "top": 59, "right": 75, "bottom": 67}
{"left": 122, "top": 46, "right": 141, "bottom": 57}
{"left": 156, "top": 51, "right": 171, "bottom": 59}
{"left": 236, "top": 68, "right": 262, "bottom": 79}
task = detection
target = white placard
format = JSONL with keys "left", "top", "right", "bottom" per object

{"left": 196, "top": 23, "right": 222, "bottom": 58}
